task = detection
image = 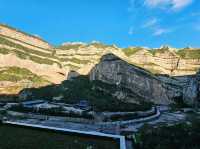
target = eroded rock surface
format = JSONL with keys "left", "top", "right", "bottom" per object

{"left": 90, "top": 54, "right": 199, "bottom": 105}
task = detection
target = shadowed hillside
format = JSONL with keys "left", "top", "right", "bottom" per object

{"left": 1, "top": 24, "right": 200, "bottom": 95}
{"left": 0, "top": 54, "right": 199, "bottom": 111}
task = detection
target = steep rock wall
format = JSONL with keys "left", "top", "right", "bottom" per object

{"left": 90, "top": 54, "right": 183, "bottom": 105}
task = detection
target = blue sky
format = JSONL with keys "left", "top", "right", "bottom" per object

{"left": 0, "top": 0, "right": 200, "bottom": 48}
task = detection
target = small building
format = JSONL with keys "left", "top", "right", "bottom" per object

{"left": 21, "top": 100, "right": 46, "bottom": 108}
{"left": 3, "top": 103, "right": 19, "bottom": 109}
{"left": 34, "top": 103, "right": 60, "bottom": 110}
{"left": 74, "top": 100, "right": 91, "bottom": 110}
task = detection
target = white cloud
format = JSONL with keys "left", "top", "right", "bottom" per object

{"left": 142, "top": 17, "right": 171, "bottom": 36}
{"left": 153, "top": 28, "right": 170, "bottom": 36}
{"left": 145, "top": 0, "right": 168, "bottom": 7}
{"left": 145, "top": 0, "right": 193, "bottom": 11}
{"left": 143, "top": 18, "right": 158, "bottom": 28}
{"left": 128, "top": 27, "right": 134, "bottom": 35}
{"left": 172, "top": 0, "right": 193, "bottom": 10}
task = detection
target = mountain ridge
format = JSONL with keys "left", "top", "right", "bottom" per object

{"left": 8, "top": 53, "right": 199, "bottom": 107}
{"left": 0, "top": 23, "right": 200, "bottom": 95}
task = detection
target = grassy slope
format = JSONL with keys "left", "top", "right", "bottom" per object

{"left": 0, "top": 124, "right": 119, "bottom": 149}
{"left": 0, "top": 24, "right": 49, "bottom": 44}
{"left": 176, "top": 48, "right": 200, "bottom": 59}
{"left": 88, "top": 42, "right": 115, "bottom": 49}
{"left": 0, "top": 48, "right": 10, "bottom": 54}
{"left": 122, "top": 47, "right": 143, "bottom": 56}
{"left": 58, "top": 42, "right": 115, "bottom": 50}
{"left": 151, "top": 47, "right": 200, "bottom": 59}
{"left": 0, "top": 67, "right": 49, "bottom": 94}
{"left": 0, "top": 66, "right": 48, "bottom": 84}
{"left": 58, "top": 44, "right": 83, "bottom": 50}
{"left": 0, "top": 36, "right": 62, "bottom": 67}
{"left": 149, "top": 47, "right": 171, "bottom": 55}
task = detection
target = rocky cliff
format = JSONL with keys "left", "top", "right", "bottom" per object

{"left": 0, "top": 23, "right": 200, "bottom": 99}
{"left": 89, "top": 53, "right": 199, "bottom": 105}
{"left": 1, "top": 24, "right": 200, "bottom": 80}
{"left": 182, "top": 71, "right": 200, "bottom": 106}
{"left": 56, "top": 44, "right": 200, "bottom": 77}
{"left": 0, "top": 24, "right": 51, "bottom": 49}
{"left": 0, "top": 24, "right": 66, "bottom": 85}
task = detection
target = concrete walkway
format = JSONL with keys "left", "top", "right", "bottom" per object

{"left": 3, "top": 121, "right": 126, "bottom": 149}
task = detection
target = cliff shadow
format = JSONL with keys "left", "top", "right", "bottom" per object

{"left": 0, "top": 53, "right": 199, "bottom": 110}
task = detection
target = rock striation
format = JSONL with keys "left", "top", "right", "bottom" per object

{"left": 56, "top": 44, "right": 200, "bottom": 77}
{"left": 1, "top": 24, "right": 200, "bottom": 82}
{"left": 0, "top": 23, "right": 200, "bottom": 102}
{"left": 89, "top": 53, "right": 199, "bottom": 105}
{"left": 0, "top": 24, "right": 51, "bottom": 49}
{"left": 0, "top": 24, "right": 66, "bottom": 84}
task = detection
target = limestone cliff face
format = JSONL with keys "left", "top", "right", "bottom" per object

{"left": 89, "top": 54, "right": 184, "bottom": 105}
{"left": 183, "top": 71, "right": 200, "bottom": 106}
{"left": 1, "top": 23, "right": 200, "bottom": 84}
{"left": 0, "top": 54, "right": 66, "bottom": 83}
{"left": 0, "top": 24, "right": 67, "bottom": 84}
{"left": 55, "top": 42, "right": 127, "bottom": 73}
{"left": 0, "top": 23, "right": 200, "bottom": 101}
{"left": 197, "top": 71, "right": 200, "bottom": 102}
{"left": 183, "top": 76, "right": 198, "bottom": 105}
{"left": 0, "top": 24, "right": 51, "bottom": 49}
{"left": 128, "top": 47, "right": 200, "bottom": 76}
{"left": 56, "top": 44, "right": 200, "bottom": 77}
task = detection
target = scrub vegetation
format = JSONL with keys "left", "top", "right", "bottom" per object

{"left": 0, "top": 66, "right": 48, "bottom": 84}
{"left": 133, "top": 120, "right": 200, "bottom": 149}
{"left": 123, "top": 47, "right": 143, "bottom": 56}
{"left": 21, "top": 75, "right": 152, "bottom": 112}
{"left": 0, "top": 124, "right": 119, "bottom": 149}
